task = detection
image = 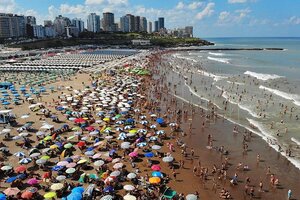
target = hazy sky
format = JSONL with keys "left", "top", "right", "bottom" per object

{"left": 1, "top": 0, "right": 300, "bottom": 37}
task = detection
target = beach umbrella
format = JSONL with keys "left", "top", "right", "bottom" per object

{"left": 41, "top": 155, "right": 50, "bottom": 160}
{"left": 27, "top": 178, "right": 39, "bottom": 185}
{"left": 94, "top": 160, "right": 105, "bottom": 167}
{"left": 124, "top": 194, "right": 137, "bottom": 200}
{"left": 52, "top": 166, "right": 64, "bottom": 171}
{"left": 92, "top": 152, "right": 102, "bottom": 159}
{"left": 149, "top": 177, "right": 161, "bottom": 184}
{"left": 129, "top": 152, "right": 138, "bottom": 157}
{"left": 77, "top": 159, "right": 87, "bottom": 164}
{"left": 72, "top": 187, "right": 84, "bottom": 194}
{"left": 136, "top": 142, "right": 147, "bottom": 147}
{"left": 77, "top": 141, "right": 86, "bottom": 148}
{"left": 21, "top": 191, "right": 33, "bottom": 199}
{"left": 20, "top": 115, "right": 29, "bottom": 119}
{"left": 66, "top": 162, "right": 77, "bottom": 168}
{"left": 1, "top": 128, "right": 11, "bottom": 133}
{"left": 3, "top": 188, "right": 20, "bottom": 196}
{"left": 50, "top": 183, "right": 64, "bottom": 191}
{"left": 64, "top": 143, "right": 73, "bottom": 149}
{"left": 74, "top": 118, "right": 85, "bottom": 123}
{"left": 66, "top": 168, "right": 76, "bottom": 174}
{"left": 12, "top": 136, "right": 21, "bottom": 140}
{"left": 156, "top": 130, "right": 165, "bottom": 135}
{"left": 42, "top": 148, "right": 51, "bottom": 153}
{"left": 0, "top": 193, "right": 6, "bottom": 200}
{"left": 103, "top": 186, "right": 114, "bottom": 193}
{"left": 162, "top": 156, "right": 174, "bottom": 163}
{"left": 19, "top": 157, "right": 32, "bottom": 164}
{"left": 144, "top": 152, "right": 154, "bottom": 158}
{"left": 44, "top": 192, "right": 56, "bottom": 199}
{"left": 36, "top": 159, "right": 46, "bottom": 165}
{"left": 5, "top": 176, "right": 17, "bottom": 183}
{"left": 29, "top": 153, "right": 41, "bottom": 158}
{"left": 186, "top": 194, "right": 198, "bottom": 200}
{"left": 156, "top": 118, "right": 164, "bottom": 124}
{"left": 89, "top": 174, "right": 99, "bottom": 180}
{"left": 100, "top": 195, "right": 113, "bottom": 200}
{"left": 151, "top": 145, "right": 161, "bottom": 150}
{"left": 1, "top": 166, "right": 12, "bottom": 171}
{"left": 121, "top": 142, "right": 130, "bottom": 149}
{"left": 151, "top": 165, "right": 161, "bottom": 171}
{"left": 57, "top": 161, "right": 69, "bottom": 166}
{"left": 123, "top": 184, "right": 135, "bottom": 191}
{"left": 127, "top": 173, "right": 136, "bottom": 179}
{"left": 110, "top": 170, "right": 121, "bottom": 177}
{"left": 56, "top": 175, "right": 66, "bottom": 181}
{"left": 152, "top": 171, "right": 162, "bottom": 177}
{"left": 15, "top": 166, "right": 26, "bottom": 173}
{"left": 36, "top": 131, "right": 45, "bottom": 136}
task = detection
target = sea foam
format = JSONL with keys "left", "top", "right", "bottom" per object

{"left": 207, "top": 56, "right": 230, "bottom": 64}
{"left": 244, "top": 71, "right": 283, "bottom": 81}
{"left": 259, "top": 85, "right": 300, "bottom": 106}
{"left": 208, "top": 52, "right": 225, "bottom": 56}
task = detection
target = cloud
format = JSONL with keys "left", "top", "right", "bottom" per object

{"left": 85, "top": 0, "right": 105, "bottom": 5}
{"left": 0, "top": 0, "right": 16, "bottom": 13}
{"left": 188, "top": 2, "right": 203, "bottom": 10}
{"left": 176, "top": 2, "right": 185, "bottom": 10}
{"left": 60, "top": 4, "right": 86, "bottom": 15}
{"left": 288, "top": 16, "right": 300, "bottom": 25}
{"left": 228, "top": 0, "right": 247, "bottom": 3}
{"left": 217, "top": 8, "right": 251, "bottom": 25}
{"left": 107, "top": 0, "right": 128, "bottom": 6}
{"left": 219, "top": 11, "right": 231, "bottom": 22}
{"left": 195, "top": 2, "right": 215, "bottom": 20}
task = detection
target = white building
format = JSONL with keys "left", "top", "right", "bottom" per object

{"left": 87, "top": 13, "right": 100, "bottom": 33}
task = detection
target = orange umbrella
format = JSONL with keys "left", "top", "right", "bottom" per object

{"left": 21, "top": 191, "right": 33, "bottom": 199}
{"left": 15, "top": 165, "right": 26, "bottom": 173}
{"left": 149, "top": 177, "right": 161, "bottom": 184}
{"left": 77, "top": 141, "right": 86, "bottom": 147}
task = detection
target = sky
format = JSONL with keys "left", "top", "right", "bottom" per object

{"left": 0, "top": 0, "right": 300, "bottom": 37}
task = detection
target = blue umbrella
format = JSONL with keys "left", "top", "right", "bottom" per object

{"left": 0, "top": 193, "right": 6, "bottom": 200}
{"left": 2, "top": 102, "right": 10, "bottom": 105}
{"left": 109, "top": 149, "right": 116, "bottom": 156}
{"left": 13, "top": 93, "right": 20, "bottom": 97}
{"left": 67, "top": 192, "right": 82, "bottom": 200}
{"left": 52, "top": 165, "right": 64, "bottom": 171}
{"left": 145, "top": 152, "right": 154, "bottom": 158}
{"left": 5, "top": 176, "right": 17, "bottom": 183}
{"left": 24, "top": 94, "right": 30, "bottom": 97}
{"left": 86, "top": 147, "right": 94, "bottom": 151}
{"left": 103, "top": 185, "right": 114, "bottom": 193}
{"left": 71, "top": 187, "right": 84, "bottom": 194}
{"left": 126, "top": 118, "right": 134, "bottom": 123}
{"left": 152, "top": 171, "right": 162, "bottom": 177}
{"left": 2, "top": 94, "right": 9, "bottom": 97}
{"left": 64, "top": 157, "right": 73, "bottom": 162}
{"left": 156, "top": 118, "right": 164, "bottom": 124}
{"left": 16, "top": 173, "right": 26, "bottom": 179}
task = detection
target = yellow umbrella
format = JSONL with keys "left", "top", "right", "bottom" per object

{"left": 77, "top": 159, "right": 87, "bottom": 164}
{"left": 44, "top": 192, "right": 56, "bottom": 199}
{"left": 103, "top": 118, "right": 110, "bottom": 122}
{"left": 50, "top": 144, "right": 58, "bottom": 149}
{"left": 60, "top": 150, "right": 66, "bottom": 160}
{"left": 41, "top": 155, "right": 50, "bottom": 160}
{"left": 100, "top": 125, "right": 106, "bottom": 132}
{"left": 83, "top": 117, "right": 89, "bottom": 120}
{"left": 129, "top": 130, "right": 137, "bottom": 134}
{"left": 149, "top": 177, "right": 161, "bottom": 184}
{"left": 43, "top": 136, "right": 52, "bottom": 141}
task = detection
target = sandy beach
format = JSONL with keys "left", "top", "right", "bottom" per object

{"left": 0, "top": 49, "right": 299, "bottom": 200}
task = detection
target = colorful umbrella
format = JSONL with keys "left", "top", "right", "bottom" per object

{"left": 149, "top": 177, "right": 161, "bottom": 184}
{"left": 3, "top": 188, "right": 20, "bottom": 196}
{"left": 44, "top": 192, "right": 56, "bottom": 199}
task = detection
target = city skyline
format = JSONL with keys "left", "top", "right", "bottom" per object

{"left": 0, "top": 0, "right": 300, "bottom": 37}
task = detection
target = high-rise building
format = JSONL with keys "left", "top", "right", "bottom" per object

{"left": 0, "top": 13, "right": 26, "bottom": 38}
{"left": 154, "top": 21, "right": 158, "bottom": 32}
{"left": 185, "top": 26, "right": 193, "bottom": 37}
{"left": 127, "top": 14, "right": 135, "bottom": 32}
{"left": 44, "top": 20, "right": 53, "bottom": 27}
{"left": 148, "top": 21, "right": 152, "bottom": 33}
{"left": 25, "top": 16, "right": 36, "bottom": 25}
{"left": 53, "top": 15, "right": 71, "bottom": 35}
{"left": 87, "top": 13, "right": 100, "bottom": 33}
{"left": 72, "top": 18, "right": 84, "bottom": 33}
{"left": 140, "top": 17, "right": 147, "bottom": 32}
{"left": 134, "top": 16, "right": 140, "bottom": 32}
{"left": 120, "top": 15, "right": 129, "bottom": 32}
{"left": 158, "top": 17, "right": 164, "bottom": 30}
{"left": 102, "top": 12, "right": 114, "bottom": 32}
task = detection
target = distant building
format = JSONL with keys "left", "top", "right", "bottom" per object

{"left": 0, "top": 13, "right": 26, "bottom": 38}
{"left": 25, "top": 16, "right": 36, "bottom": 25}
{"left": 154, "top": 21, "right": 158, "bottom": 32}
{"left": 132, "top": 39, "right": 151, "bottom": 46}
{"left": 27, "top": 25, "right": 45, "bottom": 38}
{"left": 134, "top": 16, "right": 140, "bottom": 32}
{"left": 120, "top": 15, "right": 129, "bottom": 32}
{"left": 140, "top": 17, "right": 147, "bottom": 32}
{"left": 72, "top": 18, "right": 84, "bottom": 33}
{"left": 185, "top": 26, "right": 193, "bottom": 37}
{"left": 103, "top": 12, "right": 115, "bottom": 32}
{"left": 87, "top": 13, "right": 100, "bottom": 33}
{"left": 53, "top": 15, "right": 71, "bottom": 36}
{"left": 158, "top": 17, "right": 164, "bottom": 30}
{"left": 66, "top": 26, "right": 79, "bottom": 37}
{"left": 44, "top": 20, "right": 53, "bottom": 27}
{"left": 148, "top": 21, "right": 152, "bottom": 33}
{"left": 44, "top": 26, "right": 56, "bottom": 38}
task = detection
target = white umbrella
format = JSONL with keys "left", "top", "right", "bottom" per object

{"left": 152, "top": 145, "right": 161, "bottom": 150}
{"left": 113, "top": 163, "right": 123, "bottom": 169}
{"left": 30, "top": 153, "right": 41, "bottom": 158}
{"left": 124, "top": 194, "right": 137, "bottom": 200}
{"left": 56, "top": 175, "right": 66, "bottom": 181}
{"left": 19, "top": 157, "right": 32, "bottom": 164}
{"left": 14, "top": 151, "right": 25, "bottom": 157}
{"left": 20, "top": 115, "right": 30, "bottom": 119}
{"left": 123, "top": 184, "right": 135, "bottom": 191}
{"left": 36, "top": 159, "right": 47, "bottom": 165}
{"left": 110, "top": 170, "right": 121, "bottom": 177}
{"left": 94, "top": 160, "right": 105, "bottom": 167}
{"left": 127, "top": 173, "right": 136, "bottom": 179}
{"left": 121, "top": 142, "right": 130, "bottom": 149}
{"left": 19, "top": 132, "right": 29, "bottom": 137}
{"left": 162, "top": 156, "right": 174, "bottom": 163}
{"left": 100, "top": 195, "right": 113, "bottom": 200}
{"left": 1, "top": 128, "right": 11, "bottom": 133}
{"left": 186, "top": 194, "right": 198, "bottom": 200}
{"left": 1, "top": 165, "right": 12, "bottom": 171}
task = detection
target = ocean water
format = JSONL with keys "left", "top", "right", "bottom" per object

{"left": 163, "top": 37, "right": 300, "bottom": 170}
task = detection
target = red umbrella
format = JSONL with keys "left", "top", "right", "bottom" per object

{"left": 77, "top": 141, "right": 86, "bottom": 147}
{"left": 15, "top": 165, "right": 26, "bottom": 173}
{"left": 86, "top": 126, "right": 95, "bottom": 131}
{"left": 74, "top": 118, "right": 86, "bottom": 123}
{"left": 21, "top": 191, "right": 33, "bottom": 199}
{"left": 151, "top": 165, "right": 161, "bottom": 171}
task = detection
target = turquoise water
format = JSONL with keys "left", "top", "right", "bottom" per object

{"left": 164, "top": 37, "right": 300, "bottom": 170}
